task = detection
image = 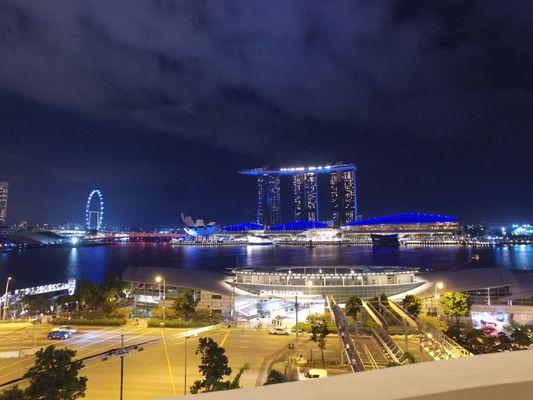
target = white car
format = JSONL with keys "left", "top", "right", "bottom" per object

{"left": 269, "top": 327, "right": 289, "bottom": 335}
{"left": 298, "top": 369, "right": 328, "bottom": 380}
{"left": 52, "top": 325, "right": 77, "bottom": 334}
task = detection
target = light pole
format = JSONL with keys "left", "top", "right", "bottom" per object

{"left": 2, "top": 277, "right": 12, "bottom": 321}
{"left": 184, "top": 328, "right": 188, "bottom": 396}
{"left": 435, "top": 281, "right": 444, "bottom": 317}
{"left": 155, "top": 275, "right": 166, "bottom": 320}
{"left": 307, "top": 280, "right": 313, "bottom": 296}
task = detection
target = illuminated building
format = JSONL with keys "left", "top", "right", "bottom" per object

{"left": 228, "top": 266, "right": 422, "bottom": 302}
{"left": 293, "top": 173, "right": 318, "bottom": 221}
{"left": 0, "top": 182, "right": 8, "bottom": 225}
{"left": 240, "top": 163, "right": 357, "bottom": 225}
{"left": 257, "top": 174, "right": 281, "bottom": 228}
{"left": 342, "top": 213, "right": 460, "bottom": 244}
{"left": 330, "top": 168, "right": 356, "bottom": 227}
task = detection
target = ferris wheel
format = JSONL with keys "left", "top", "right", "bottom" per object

{"left": 85, "top": 189, "right": 104, "bottom": 230}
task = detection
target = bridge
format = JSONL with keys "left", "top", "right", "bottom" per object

{"left": 0, "top": 279, "right": 77, "bottom": 307}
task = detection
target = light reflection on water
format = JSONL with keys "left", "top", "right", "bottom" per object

{"left": 0, "top": 243, "right": 531, "bottom": 289}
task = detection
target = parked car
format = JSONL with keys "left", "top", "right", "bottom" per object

{"left": 47, "top": 330, "right": 71, "bottom": 340}
{"left": 52, "top": 325, "right": 77, "bottom": 334}
{"left": 297, "top": 369, "right": 328, "bottom": 381}
{"left": 270, "top": 327, "right": 289, "bottom": 335}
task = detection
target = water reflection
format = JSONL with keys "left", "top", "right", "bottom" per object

{"left": 0, "top": 243, "right": 531, "bottom": 288}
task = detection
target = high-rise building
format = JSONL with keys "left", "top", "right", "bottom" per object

{"left": 0, "top": 182, "right": 8, "bottom": 225}
{"left": 293, "top": 173, "right": 318, "bottom": 222}
{"left": 257, "top": 174, "right": 281, "bottom": 228}
{"left": 240, "top": 163, "right": 356, "bottom": 227}
{"left": 330, "top": 168, "right": 357, "bottom": 227}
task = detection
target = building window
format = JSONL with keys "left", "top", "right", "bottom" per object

{"left": 211, "top": 294, "right": 222, "bottom": 299}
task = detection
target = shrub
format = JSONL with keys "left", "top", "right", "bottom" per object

{"left": 147, "top": 319, "right": 216, "bottom": 328}
{"left": 52, "top": 317, "right": 126, "bottom": 327}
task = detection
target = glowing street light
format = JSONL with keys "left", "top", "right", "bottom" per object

{"left": 2, "top": 277, "right": 12, "bottom": 321}
{"left": 155, "top": 275, "right": 166, "bottom": 320}
{"left": 307, "top": 280, "right": 313, "bottom": 295}
{"left": 435, "top": 281, "right": 444, "bottom": 317}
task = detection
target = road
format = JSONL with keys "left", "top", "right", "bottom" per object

{"left": 0, "top": 325, "right": 310, "bottom": 399}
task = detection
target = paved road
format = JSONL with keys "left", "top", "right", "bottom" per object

{"left": 0, "top": 326, "right": 304, "bottom": 399}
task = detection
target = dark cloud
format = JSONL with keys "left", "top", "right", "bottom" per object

{"left": 0, "top": 0, "right": 532, "bottom": 225}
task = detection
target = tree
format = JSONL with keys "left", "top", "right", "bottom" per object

{"left": 173, "top": 289, "right": 198, "bottom": 321}
{"left": 73, "top": 279, "right": 101, "bottom": 311}
{"left": 379, "top": 292, "right": 388, "bottom": 302}
{"left": 264, "top": 369, "right": 286, "bottom": 385}
{"left": 21, "top": 293, "right": 56, "bottom": 316}
{"left": 496, "top": 332, "right": 512, "bottom": 352}
{"left": 101, "top": 274, "right": 129, "bottom": 313}
{"left": 0, "top": 346, "right": 87, "bottom": 400}
{"left": 402, "top": 295, "right": 423, "bottom": 318}
{"left": 345, "top": 296, "right": 362, "bottom": 320}
{"left": 511, "top": 327, "right": 531, "bottom": 349}
{"left": 309, "top": 321, "right": 330, "bottom": 366}
{"left": 0, "top": 386, "right": 25, "bottom": 400}
{"left": 440, "top": 292, "right": 470, "bottom": 324}
{"left": 190, "top": 337, "right": 248, "bottom": 394}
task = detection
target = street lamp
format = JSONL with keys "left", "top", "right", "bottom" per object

{"left": 2, "top": 277, "right": 12, "bottom": 321}
{"left": 435, "top": 281, "right": 444, "bottom": 317}
{"left": 155, "top": 275, "right": 166, "bottom": 320}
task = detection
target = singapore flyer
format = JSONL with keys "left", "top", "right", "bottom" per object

{"left": 85, "top": 189, "right": 104, "bottom": 230}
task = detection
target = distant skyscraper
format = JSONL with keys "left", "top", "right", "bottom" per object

{"left": 330, "top": 168, "right": 357, "bottom": 227}
{"left": 240, "top": 163, "right": 356, "bottom": 227}
{"left": 0, "top": 182, "right": 8, "bottom": 225}
{"left": 257, "top": 174, "right": 281, "bottom": 228}
{"left": 293, "top": 173, "right": 318, "bottom": 222}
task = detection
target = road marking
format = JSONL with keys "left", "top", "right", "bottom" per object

{"left": 220, "top": 330, "right": 230, "bottom": 347}
{"left": 0, "top": 327, "right": 152, "bottom": 383}
{"left": 161, "top": 329, "right": 177, "bottom": 397}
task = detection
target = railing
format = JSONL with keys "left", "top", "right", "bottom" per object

{"left": 326, "top": 296, "right": 365, "bottom": 373}
{"left": 371, "top": 327, "right": 406, "bottom": 365}
{"left": 362, "top": 300, "right": 387, "bottom": 328}
{"left": 388, "top": 301, "right": 472, "bottom": 359}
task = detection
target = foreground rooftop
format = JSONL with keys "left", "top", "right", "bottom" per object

{"left": 171, "top": 350, "right": 533, "bottom": 400}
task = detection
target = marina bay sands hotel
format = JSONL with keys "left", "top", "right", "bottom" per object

{"left": 239, "top": 164, "right": 357, "bottom": 228}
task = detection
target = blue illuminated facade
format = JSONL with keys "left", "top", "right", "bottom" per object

{"left": 222, "top": 222, "right": 264, "bottom": 232}
{"left": 267, "top": 221, "right": 328, "bottom": 232}
{"left": 345, "top": 213, "right": 457, "bottom": 227}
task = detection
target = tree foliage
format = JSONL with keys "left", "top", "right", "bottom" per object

{"left": 190, "top": 337, "right": 248, "bottom": 394}
{"left": 440, "top": 292, "right": 470, "bottom": 324}
{"left": 511, "top": 326, "right": 531, "bottom": 349}
{"left": 173, "top": 289, "right": 198, "bottom": 321}
{"left": 264, "top": 369, "right": 286, "bottom": 385}
{"left": 402, "top": 295, "right": 423, "bottom": 318}
{"left": 309, "top": 321, "right": 330, "bottom": 366}
{"left": 72, "top": 275, "right": 128, "bottom": 315}
{"left": 0, "top": 387, "right": 25, "bottom": 400}
{"left": 345, "top": 296, "right": 362, "bottom": 320}
{"left": 0, "top": 346, "right": 87, "bottom": 400}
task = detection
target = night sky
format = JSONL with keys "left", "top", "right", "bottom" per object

{"left": 1, "top": 1, "right": 532, "bottom": 227}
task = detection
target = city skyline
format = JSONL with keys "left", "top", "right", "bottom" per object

{"left": 0, "top": 1, "right": 532, "bottom": 226}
